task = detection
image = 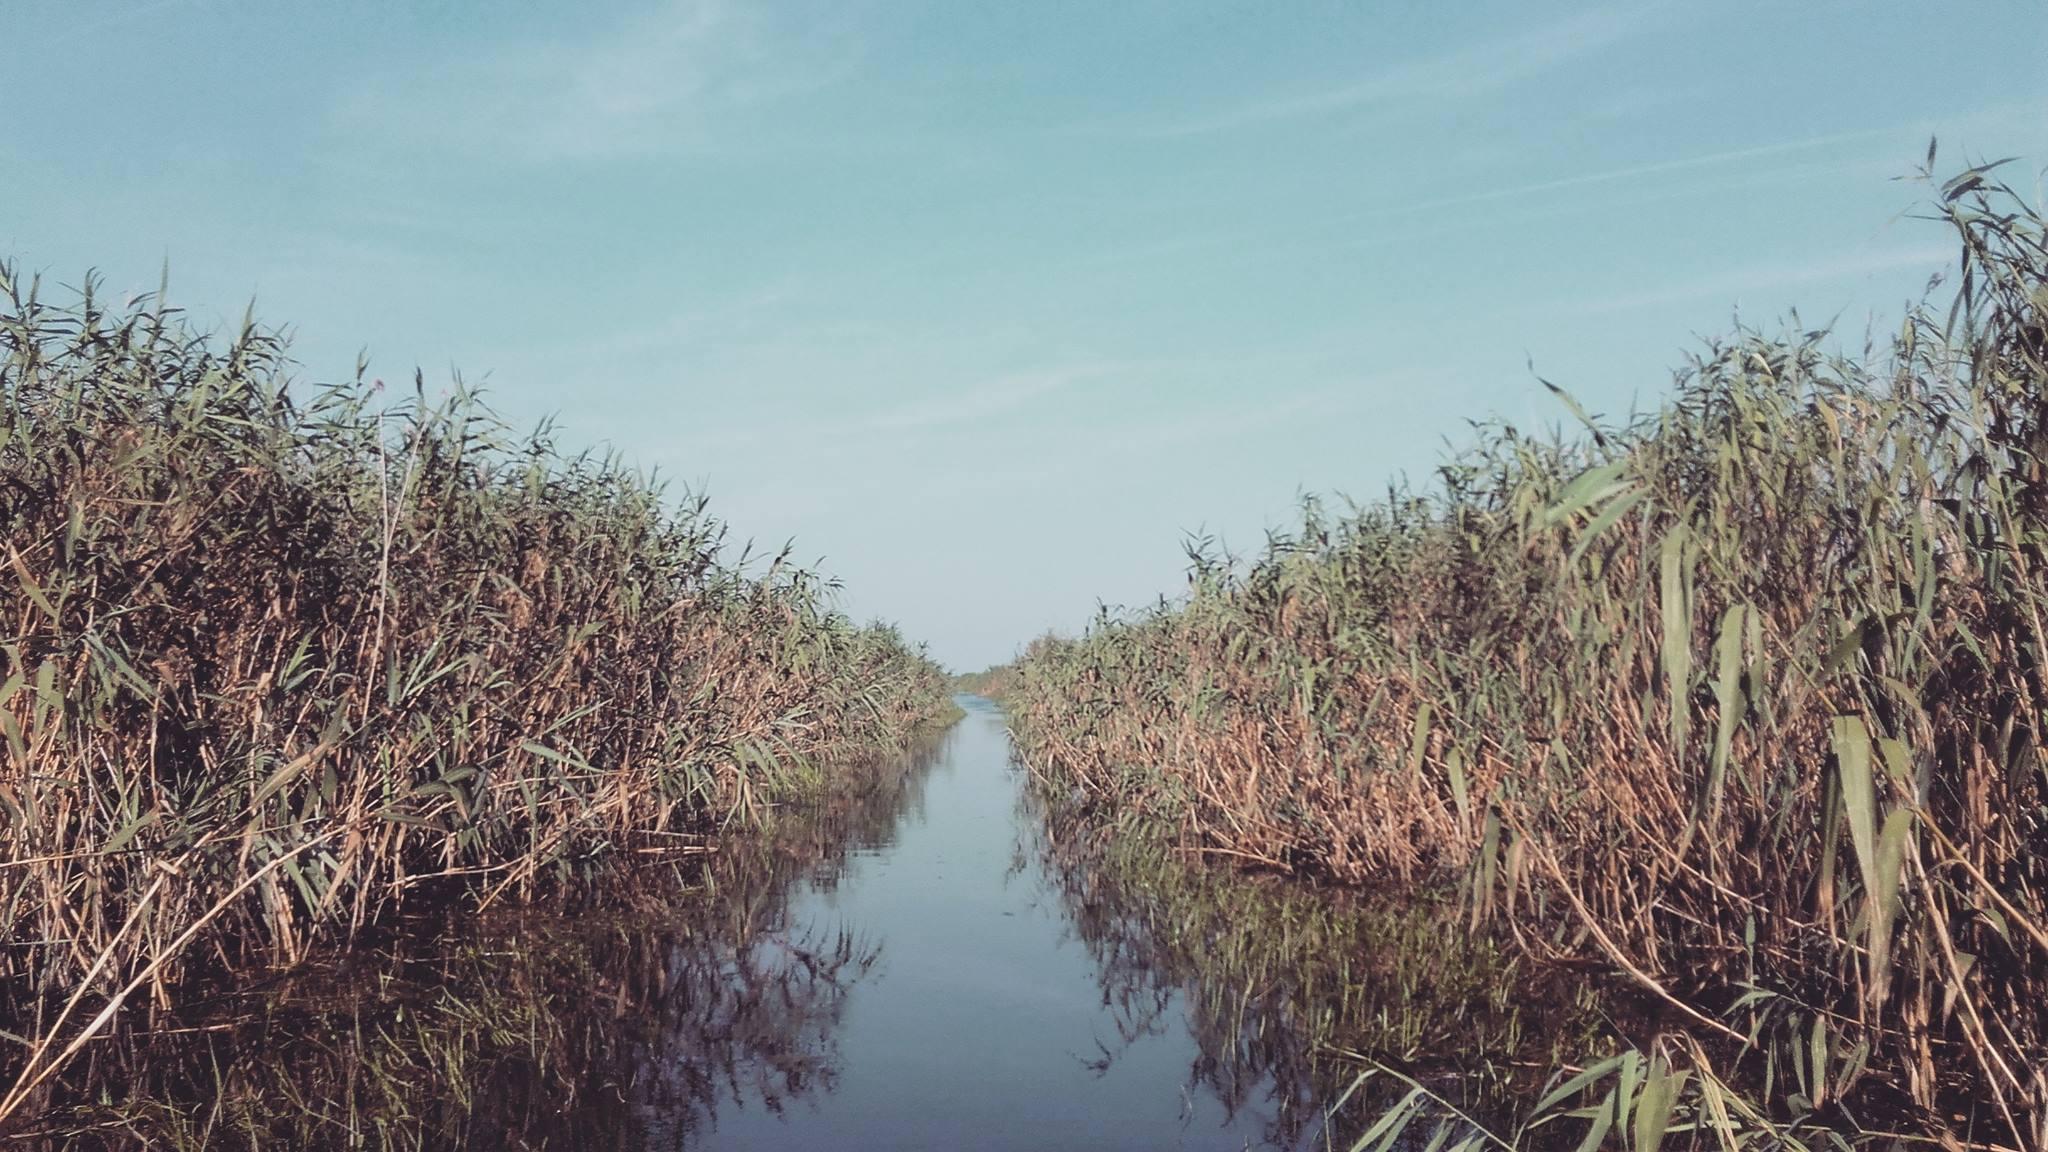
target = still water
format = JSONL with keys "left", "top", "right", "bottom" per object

{"left": 39, "top": 698, "right": 1561, "bottom": 1149}
{"left": 687, "top": 694, "right": 1289, "bottom": 1150}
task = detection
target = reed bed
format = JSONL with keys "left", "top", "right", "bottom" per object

{"left": 952, "top": 663, "right": 1023, "bottom": 699}
{"left": 1003, "top": 160, "right": 2048, "bottom": 1148}
{"left": 1027, "top": 793, "right": 1607, "bottom": 1147}
{"left": 13, "top": 728, "right": 948, "bottom": 1150}
{"left": 0, "top": 266, "right": 951, "bottom": 1129}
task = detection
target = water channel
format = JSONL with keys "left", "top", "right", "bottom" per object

{"left": 39, "top": 696, "right": 1581, "bottom": 1149}
{"left": 680, "top": 694, "right": 1287, "bottom": 1149}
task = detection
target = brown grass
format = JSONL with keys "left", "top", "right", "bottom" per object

{"left": 0, "top": 266, "right": 951, "bottom": 1127}
{"left": 1002, "top": 159, "right": 2048, "bottom": 1148}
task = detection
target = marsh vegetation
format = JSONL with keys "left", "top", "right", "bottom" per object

{"left": 0, "top": 270, "right": 951, "bottom": 1134}
{"left": 5, "top": 158, "right": 2046, "bottom": 1152}
{"left": 1001, "top": 164, "right": 2048, "bottom": 1149}
{"left": 10, "top": 729, "right": 948, "bottom": 1150}
{"left": 1027, "top": 789, "right": 1616, "bottom": 1148}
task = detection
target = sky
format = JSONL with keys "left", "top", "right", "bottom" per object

{"left": 3, "top": 1, "right": 2045, "bottom": 670}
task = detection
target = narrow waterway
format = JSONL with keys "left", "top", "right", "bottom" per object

{"left": 39, "top": 699, "right": 1564, "bottom": 1149}
{"left": 688, "top": 694, "right": 1294, "bottom": 1150}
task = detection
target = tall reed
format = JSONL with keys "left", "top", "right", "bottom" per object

{"left": 1004, "top": 160, "right": 2048, "bottom": 1148}
{"left": 1028, "top": 791, "right": 1607, "bottom": 1147}
{"left": 0, "top": 266, "right": 951, "bottom": 1126}
{"left": 14, "top": 728, "right": 949, "bottom": 1150}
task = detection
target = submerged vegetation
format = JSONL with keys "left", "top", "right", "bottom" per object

{"left": 0, "top": 266, "right": 951, "bottom": 1131}
{"left": 1003, "top": 161, "right": 2048, "bottom": 1148}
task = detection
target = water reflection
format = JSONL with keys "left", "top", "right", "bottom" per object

{"left": 20, "top": 734, "right": 945, "bottom": 1151}
{"left": 1022, "top": 763, "right": 1609, "bottom": 1148}
{"left": 679, "top": 698, "right": 1289, "bottom": 1150}
{"left": 19, "top": 700, "right": 1600, "bottom": 1151}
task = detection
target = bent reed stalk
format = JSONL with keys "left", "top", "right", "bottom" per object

{"left": 14, "top": 731, "right": 950, "bottom": 1150}
{"left": 0, "top": 267, "right": 952, "bottom": 1128}
{"left": 1003, "top": 160, "right": 2048, "bottom": 1149}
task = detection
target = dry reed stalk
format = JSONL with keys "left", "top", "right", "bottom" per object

{"left": 0, "top": 266, "right": 953, "bottom": 1125}
{"left": 1003, "top": 159, "right": 2048, "bottom": 1147}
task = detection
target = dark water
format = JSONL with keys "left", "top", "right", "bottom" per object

{"left": 37, "top": 697, "right": 1565, "bottom": 1149}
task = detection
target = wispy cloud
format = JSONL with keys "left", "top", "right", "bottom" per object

{"left": 571, "top": 354, "right": 1150, "bottom": 464}
{"left": 863, "top": 366, "right": 1090, "bottom": 433}
{"left": 1562, "top": 244, "right": 1954, "bottom": 316}
{"left": 330, "top": 0, "right": 856, "bottom": 162}
{"left": 1140, "top": 4, "right": 1663, "bottom": 138}
{"left": 1013, "top": 126, "right": 1898, "bottom": 282}
{"left": 1414, "top": 126, "right": 1899, "bottom": 214}
{"left": 856, "top": 354, "right": 1204, "bottom": 434}
{"left": 1355, "top": 102, "right": 2048, "bottom": 226}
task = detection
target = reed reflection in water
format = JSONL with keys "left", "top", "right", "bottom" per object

{"left": 18, "top": 734, "right": 946, "bottom": 1151}
{"left": 24, "top": 701, "right": 1597, "bottom": 1151}
{"left": 1021, "top": 762, "right": 1612, "bottom": 1150}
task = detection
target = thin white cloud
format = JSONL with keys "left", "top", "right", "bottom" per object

{"left": 330, "top": 0, "right": 856, "bottom": 162}
{"left": 1563, "top": 244, "right": 1954, "bottom": 316}
{"left": 1415, "top": 126, "right": 1899, "bottom": 214}
{"left": 863, "top": 367, "right": 1086, "bottom": 433}
{"left": 1111, "top": 377, "right": 1396, "bottom": 458}
{"left": 1345, "top": 102, "right": 2048, "bottom": 232}
{"left": 997, "top": 127, "right": 1895, "bottom": 282}
{"left": 569, "top": 356, "right": 1151, "bottom": 464}
{"left": 1141, "top": 4, "right": 1664, "bottom": 138}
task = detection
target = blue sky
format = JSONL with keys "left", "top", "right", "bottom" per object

{"left": 4, "top": 1, "right": 2044, "bottom": 670}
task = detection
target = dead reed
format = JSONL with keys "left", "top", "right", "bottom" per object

{"left": 0, "top": 266, "right": 951, "bottom": 1129}
{"left": 1003, "top": 158, "right": 2048, "bottom": 1148}
{"left": 1027, "top": 791, "right": 1607, "bottom": 1147}
{"left": 13, "top": 728, "right": 949, "bottom": 1150}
